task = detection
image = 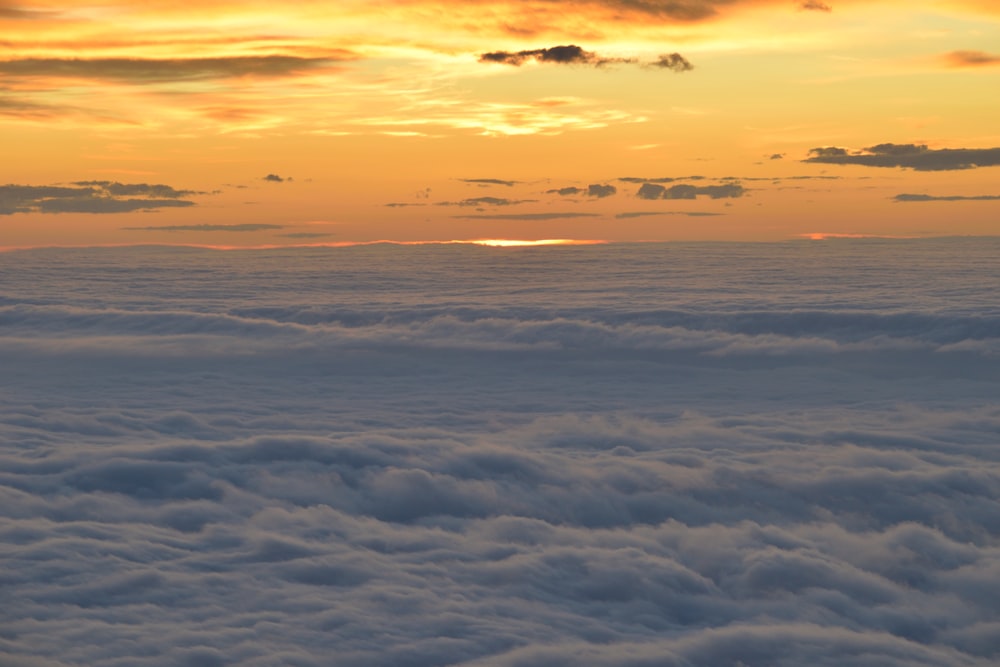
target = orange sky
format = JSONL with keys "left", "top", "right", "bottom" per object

{"left": 2, "top": 0, "right": 999, "bottom": 247}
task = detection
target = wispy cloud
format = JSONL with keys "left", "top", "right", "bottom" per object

{"left": 454, "top": 212, "right": 601, "bottom": 220}
{"left": 122, "top": 224, "right": 285, "bottom": 232}
{"left": 804, "top": 144, "right": 1000, "bottom": 170}
{"left": 479, "top": 45, "right": 693, "bottom": 72}
{"left": 943, "top": 50, "right": 1000, "bottom": 68}
{"left": 0, "top": 182, "right": 202, "bottom": 215}
{"left": 894, "top": 193, "right": 1000, "bottom": 202}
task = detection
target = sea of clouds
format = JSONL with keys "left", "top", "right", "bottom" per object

{"left": 2, "top": 239, "right": 999, "bottom": 666}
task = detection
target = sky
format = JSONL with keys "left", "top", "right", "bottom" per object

{"left": 1, "top": 0, "right": 1000, "bottom": 247}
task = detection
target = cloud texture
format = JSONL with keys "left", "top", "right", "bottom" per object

{"left": 2, "top": 240, "right": 999, "bottom": 666}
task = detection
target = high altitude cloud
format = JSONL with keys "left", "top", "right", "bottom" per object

{"left": 944, "top": 51, "right": 1000, "bottom": 67}
{"left": 479, "top": 45, "right": 693, "bottom": 71}
{"left": 636, "top": 182, "right": 745, "bottom": 199}
{"left": 122, "top": 224, "right": 285, "bottom": 232}
{"left": 546, "top": 184, "right": 618, "bottom": 198}
{"left": 800, "top": 0, "right": 832, "bottom": 10}
{"left": 804, "top": 144, "right": 1000, "bottom": 170}
{"left": 436, "top": 196, "right": 535, "bottom": 207}
{"left": 455, "top": 212, "right": 601, "bottom": 220}
{"left": 0, "top": 182, "right": 201, "bottom": 215}
{"left": 460, "top": 178, "right": 519, "bottom": 186}
{"left": 894, "top": 193, "right": 1000, "bottom": 202}
{"left": 0, "top": 55, "right": 354, "bottom": 83}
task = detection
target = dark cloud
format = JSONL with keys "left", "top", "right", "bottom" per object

{"left": 122, "top": 224, "right": 285, "bottom": 232}
{"left": 263, "top": 174, "right": 288, "bottom": 183}
{"left": 615, "top": 210, "right": 724, "bottom": 218}
{"left": 460, "top": 178, "right": 519, "bottom": 187}
{"left": 479, "top": 45, "right": 693, "bottom": 71}
{"left": 588, "top": 183, "right": 617, "bottom": 198}
{"left": 385, "top": 202, "right": 426, "bottom": 207}
{"left": 545, "top": 184, "right": 617, "bottom": 198}
{"left": 770, "top": 153, "right": 785, "bottom": 160}
{"left": 436, "top": 196, "right": 535, "bottom": 207}
{"left": 650, "top": 52, "right": 694, "bottom": 72}
{"left": 944, "top": 50, "right": 1000, "bottom": 67}
{"left": 547, "top": 186, "right": 584, "bottom": 196}
{"left": 894, "top": 193, "right": 1000, "bottom": 202}
{"left": 0, "top": 55, "right": 353, "bottom": 83}
{"left": 804, "top": 144, "right": 1000, "bottom": 170}
{"left": 636, "top": 182, "right": 746, "bottom": 199}
{"left": 800, "top": 0, "right": 832, "bottom": 10}
{"left": 454, "top": 212, "right": 602, "bottom": 220}
{"left": 619, "top": 175, "right": 706, "bottom": 183}
{"left": 73, "top": 180, "right": 199, "bottom": 198}
{"left": 0, "top": 182, "right": 201, "bottom": 215}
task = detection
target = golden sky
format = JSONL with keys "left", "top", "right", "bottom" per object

{"left": 2, "top": 0, "right": 999, "bottom": 246}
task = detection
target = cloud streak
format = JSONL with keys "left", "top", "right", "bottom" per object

{"left": 479, "top": 45, "right": 693, "bottom": 72}
{"left": 1, "top": 182, "right": 202, "bottom": 215}
{"left": 804, "top": 144, "right": 1000, "bottom": 170}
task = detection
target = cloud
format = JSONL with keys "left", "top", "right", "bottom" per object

{"left": 547, "top": 186, "right": 584, "bottom": 196}
{"left": 545, "top": 184, "right": 617, "bottom": 198}
{"left": 650, "top": 53, "right": 695, "bottom": 72}
{"left": 479, "top": 45, "right": 693, "bottom": 71}
{"left": 804, "top": 144, "right": 1000, "bottom": 170}
{"left": 944, "top": 50, "right": 1000, "bottom": 67}
{"left": 0, "top": 55, "right": 353, "bottom": 83}
{"left": 2, "top": 240, "right": 1000, "bottom": 667}
{"left": 436, "top": 197, "right": 535, "bottom": 207}
{"left": 893, "top": 193, "right": 1000, "bottom": 202}
{"left": 460, "top": 179, "right": 519, "bottom": 187}
{"left": 454, "top": 212, "right": 602, "bottom": 220}
{"left": 615, "top": 210, "right": 724, "bottom": 218}
{"left": 588, "top": 183, "right": 617, "bottom": 198}
{"left": 635, "top": 182, "right": 746, "bottom": 199}
{"left": 619, "top": 176, "right": 705, "bottom": 183}
{"left": 263, "top": 174, "right": 288, "bottom": 183}
{"left": 122, "top": 224, "right": 286, "bottom": 232}
{"left": 0, "top": 182, "right": 201, "bottom": 215}
{"left": 800, "top": 0, "right": 833, "bottom": 10}
{"left": 278, "top": 232, "right": 335, "bottom": 239}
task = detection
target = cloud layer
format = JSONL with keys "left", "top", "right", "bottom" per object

{"left": 2, "top": 240, "right": 999, "bottom": 666}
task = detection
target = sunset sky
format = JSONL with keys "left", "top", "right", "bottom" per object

{"left": 2, "top": 0, "right": 999, "bottom": 247}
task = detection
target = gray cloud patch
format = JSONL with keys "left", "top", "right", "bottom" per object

{"left": 479, "top": 45, "right": 693, "bottom": 71}
{"left": 650, "top": 52, "right": 694, "bottom": 72}
{"left": 804, "top": 144, "right": 1000, "bottom": 171}
{"left": 801, "top": 0, "right": 832, "bottom": 10}
{"left": 460, "top": 178, "right": 519, "bottom": 187}
{"left": 0, "top": 182, "right": 201, "bottom": 215}
{"left": 122, "top": 224, "right": 285, "bottom": 232}
{"left": 636, "top": 182, "right": 745, "bottom": 199}
{"left": 436, "top": 197, "right": 535, "bottom": 207}
{"left": 588, "top": 183, "right": 617, "bottom": 198}
{"left": 0, "top": 55, "right": 351, "bottom": 83}
{"left": 894, "top": 193, "right": 1000, "bottom": 202}
{"left": 454, "top": 212, "right": 602, "bottom": 220}
{"left": 616, "top": 210, "right": 724, "bottom": 218}
{"left": 545, "top": 184, "right": 617, "bottom": 198}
